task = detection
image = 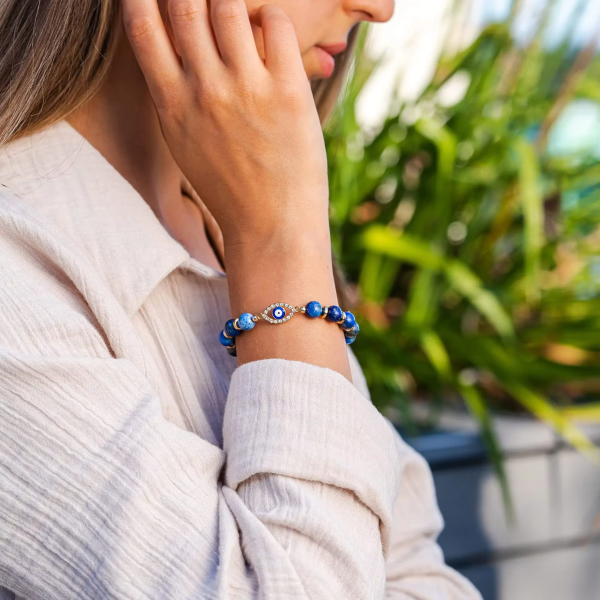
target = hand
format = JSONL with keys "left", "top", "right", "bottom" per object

{"left": 122, "top": 0, "right": 330, "bottom": 248}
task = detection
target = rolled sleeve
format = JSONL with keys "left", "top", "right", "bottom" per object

{"left": 223, "top": 358, "right": 402, "bottom": 554}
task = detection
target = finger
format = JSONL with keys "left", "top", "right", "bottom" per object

{"left": 122, "top": 0, "right": 182, "bottom": 105}
{"left": 253, "top": 5, "right": 304, "bottom": 77}
{"left": 211, "top": 0, "right": 263, "bottom": 71}
{"left": 168, "top": 0, "right": 221, "bottom": 74}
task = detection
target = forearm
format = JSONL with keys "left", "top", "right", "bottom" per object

{"left": 223, "top": 224, "right": 352, "bottom": 381}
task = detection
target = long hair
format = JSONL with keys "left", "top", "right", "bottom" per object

{"left": 0, "top": 0, "right": 359, "bottom": 305}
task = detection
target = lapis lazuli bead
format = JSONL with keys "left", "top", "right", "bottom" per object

{"left": 326, "top": 305, "right": 343, "bottom": 323}
{"left": 226, "top": 345, "right": 237, "bottom": 357}
{"left": 345, "top": 335, "right": 357, "bottom": 344}
{"left": 219, "top": 330, "right": 235, "bottom": 347}
{"left": 225, "top": 318, "right": 241, "bottom": 338}
{"left": 340, "top": 311, "right": 356, "bottom": 331}
{"left": 238, "top": 313, "right": 255, "bottom": 331}
{"left": 273, "top": 307, "right": 286, "bottom": 320}
{"left": 306, "top": 301, "right": 322, "bottom": 318}
{"left": 344, "top": 323, "right": 360, "bottom": 338}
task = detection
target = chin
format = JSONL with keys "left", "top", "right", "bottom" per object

{"left": 306, "top": 68, "right": 330, "bottom": 82}
{"left": 302, "top": 56, "right": 333, "bottom": 82}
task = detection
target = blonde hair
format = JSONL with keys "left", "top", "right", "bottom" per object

{"left": 0, "top": 0, "right": 359, "bottom": 303}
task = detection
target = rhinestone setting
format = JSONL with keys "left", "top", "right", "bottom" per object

{"left": 263, "top": 302, "right": 295, "bottom": 324}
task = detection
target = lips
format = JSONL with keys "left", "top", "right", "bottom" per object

{"left": 316, "top": 42, "right": 348, "bottom": 57}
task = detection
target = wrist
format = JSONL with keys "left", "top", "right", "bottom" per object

{"left": 220, "top": 220, "right": 351, "bottom": 380}
{"left": 223, "top": 221, "right": 332, "bottom": 268}
{"left": 224, "top": 225, "right": 338, "bottom": 314}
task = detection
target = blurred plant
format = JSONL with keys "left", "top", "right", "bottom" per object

{"left": 325, "top": 1, "right": 600, "bottom": 497}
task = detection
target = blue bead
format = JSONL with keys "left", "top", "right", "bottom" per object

{"left": 219, "top": 330, "right": 235, "bottom": 347}
{"left": 238, "top": 313, "right": 255, "bottom": 331}
{"left": 226, "top": 345, "right": 237, "bottom": 357}
{"left": 340, "top": 311, "right": 356, "bottom": 331}
{"left": 344, "top": 323, "right": 360, "bottom": 338}
{"left": 345, "top": 335, "right": 357, "bottom": 344}
{"left": 305, "top": 301, "right": 322, "bottom": 318}
{"left": 225, "top": 319, "right": 241, "bottom": 338}
{"left": 326, "top": 305, "right": 343, "bottom": 323}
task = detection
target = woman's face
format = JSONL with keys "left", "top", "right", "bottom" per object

{"left": 245, "top": 0, "right": 395, "bottom": 81}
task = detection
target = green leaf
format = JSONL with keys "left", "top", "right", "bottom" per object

{"left": 514, "top": 138, "right": 544, "bottom": 302}
{"left": 504, "top": 383, "right": 600, "bottom": 466}
{"left": 361, "top": 226, "right": 444, "bottom": 270}
{"left": 404, "top": 270, "right": 440, "bottom": 330}
{"left": 420, "top": 330, "right": 453, "bottom": 382}
{"left": 361, "top": 226, "right": 515, "bottom": 340}
{"left": 416, "top": 120, "right": 457, "bottom": 242}
{"left": 419, "top": 330, "right": 514, "bottom": 518}
{"left": 358, "top": 252, "right": 401, "bottom": 304}
{"left": 416, "top": 119, "right": 457, "bottom": 180}
{"left": 459, "top": 382, "right": 514, "bottom": 521}
{"left": 444, "top": 261, "right": 515, "bottom": 341}
{"left": 560, "top": 403, "right": 600, "bottom": 422}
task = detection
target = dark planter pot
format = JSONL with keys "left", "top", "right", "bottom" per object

{"left": 392, "top": 410, "right": 600, "bottom": 600}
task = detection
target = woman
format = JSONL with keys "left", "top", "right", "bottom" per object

{"left": 0, "top": 0, "right": 481, "bottom": 598}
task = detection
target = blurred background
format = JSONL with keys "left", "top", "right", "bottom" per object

{"left": 326, "top": 0, "right": 600, "bottom": 598}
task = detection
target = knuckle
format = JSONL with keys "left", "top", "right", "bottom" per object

{"left": 278, "top": 82, "right": 307, "bottom": 111}
{"left": 237, "top": 86, "right": 264, "bottom": 112}
{"left": 236, "top": 74, "right": 260, "bottom": 98}
{"left": 197, "top": 82, "right": 231, "bottom": 108}
{"left": 236, "top": 72, "right": 275, "bottom": 107}
{"left": 212, "top": 0, "right": 243, "bottom": 23}
{"left": 124, "top": 15, "right": 156, "bottom": 41}
{"left": 262, "top": 7, "right": 293, "bottom": 30}
{"left": 169, "top": 0, "right": 203, "bottom": 22}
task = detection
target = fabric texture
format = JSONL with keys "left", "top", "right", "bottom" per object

{"left": 0, "top": 121, "right": 481, "bottom": 599}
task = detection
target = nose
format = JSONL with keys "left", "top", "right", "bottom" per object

{"left": 345, "top": 0, "right": 395, "bottom": 23}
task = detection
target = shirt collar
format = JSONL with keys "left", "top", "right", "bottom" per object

{"left": 0, "top": 119, "right": 225, "bottom": 317}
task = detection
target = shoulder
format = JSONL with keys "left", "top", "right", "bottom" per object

{"left": 0, "top": 188, "right": 110, "bottom": 359}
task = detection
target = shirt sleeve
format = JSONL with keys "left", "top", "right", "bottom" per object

{"left": 346, "top": 351, "right": 483, "bottom": 600}
{"left": 383, "top": 432, "right": 483, "bottom": 599}
{"left": 0, "top": 346, "right": 403, "bottom": 599}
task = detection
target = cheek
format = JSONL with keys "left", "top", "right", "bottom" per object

{"left": 245, "top": 0, "right": 335, "bottom": 53}
{"left": 249, "top": 24, "right": 318, "bottom": 80}
{"left": 245, "top": 0, "right": 337, "bottom": 79}
{"left": 281, "top": 0, "right": 336, "bottom": 51}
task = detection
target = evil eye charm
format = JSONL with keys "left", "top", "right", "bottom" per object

{"left": 263, "top": 302, "right": 296, "bottom": 324}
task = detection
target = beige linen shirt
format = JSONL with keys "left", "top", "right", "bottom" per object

{"left": 0, "top": 121, "right": 480, "bottom": 600}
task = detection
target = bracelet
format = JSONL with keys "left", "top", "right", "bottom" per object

{"left": 219, "top": 301, "right": 360, "bottom": 357}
